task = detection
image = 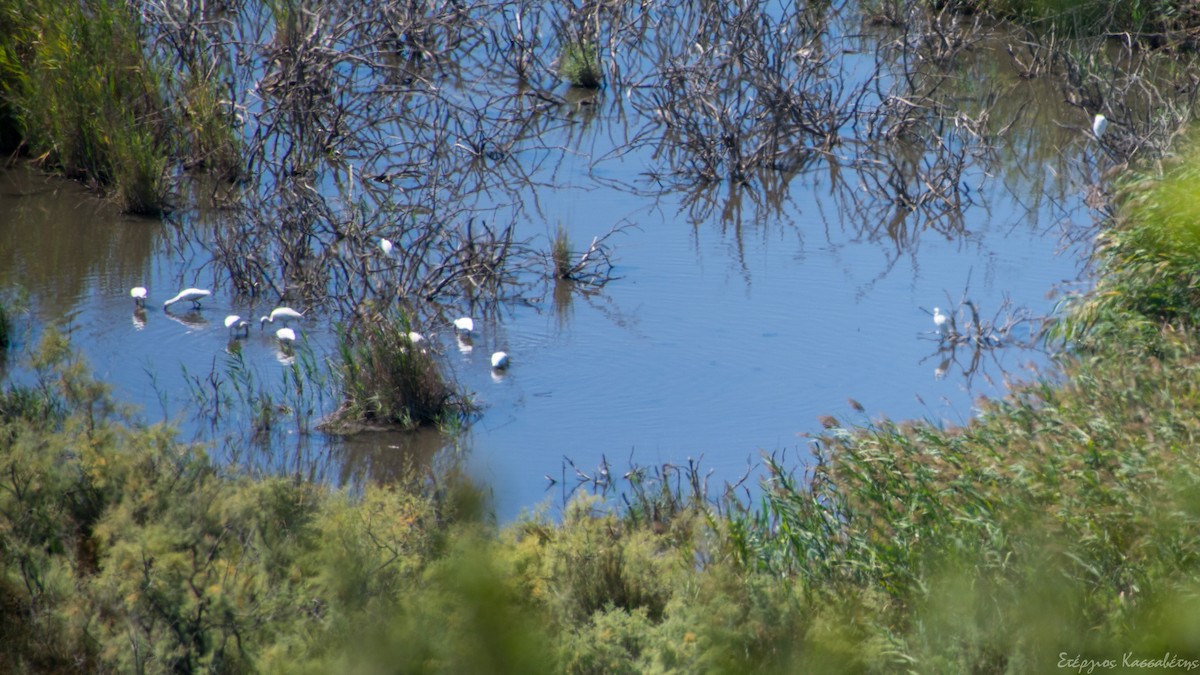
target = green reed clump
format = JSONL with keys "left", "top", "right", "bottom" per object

{"left": 559, "top": 39, "right": 602, "bottom": 89}
{"left": 716, "top": 328, "right": 1200, "bottom": 670}
{"left": 552, "top": 226, "right": 574, "bottom": 279}
{"left": 0, "top": 0, "right": 174, "bottom": 214}
{"left": 178, "top": 65, "right": 243, "bottom": 181}
{"left": 327, "top": 311, "right": 462, "bottom": 431}
{"left": 1053, "top": 132, "right": 1200, "bottom": 351}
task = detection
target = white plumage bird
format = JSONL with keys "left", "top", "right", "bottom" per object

{"left": 276, "top": 327, "right": 297, "bottom": 344}
{"left": 259, "top": 306, "right": 304, "bottom": 328}
{"left": 225, "top": 314, "right": 250, "bottom": 338}
{"left": 932, "top": 307, "right": 948, "bottom": 331}
{"left": 163, "top": 288, "right": 211, "bottom": 310}
{"left": 380, "top": 237, "right": 395, "bottom": 257}
{"left": 130, "top": 286, "right": 148, "bottom": 308}
{"left": 491, "top": 351, "right": 509, "bottom": 370}
{"left": 453, "top": 316, "right": 474, "bottom": 334}
{"left": 1092, "top": 113, "right": 1108, "bottom": 139}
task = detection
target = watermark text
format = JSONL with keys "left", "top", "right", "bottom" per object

{"left": 1058, "top": 652, "right": 1200, "bottom": 673}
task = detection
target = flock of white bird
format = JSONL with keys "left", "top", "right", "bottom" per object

{"left": 132, "top": 284, "right": 510, "bottom": 371}
{"left": 376, "top": 236, "right": 509, "bottom": 370}
{"left": 135, "top": 285, "right": 302, "bottom": 347}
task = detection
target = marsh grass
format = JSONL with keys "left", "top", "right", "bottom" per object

{"left": 552, "top": 226, "right": 573, "bottom": 279}
{"left": 559, "top": 39, "right": 602, "bottom": 89}
{"left": 708, "top": 335, "right": 1200, "bottom": 668}
{"left": 177, "top": 66, "right": 243, "bottom": 180}
{"left": 956, "top": 0, "right": 1197, "bottom": 41}
{"left": 1053, "top": 133, "right": 1200, "bottom": 350}
{"left": 326, "top": 311, "right": 463, "bottom": 432}
{"left": 0, "top": 0, "right": 177, "bottom": 214}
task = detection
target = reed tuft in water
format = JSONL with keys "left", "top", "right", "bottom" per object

{"left": 325, "top": 311, "right": 464, "bottom": 432}
{"left": 559, "top": 39, "right": 602, "bottom": 89}
{"left": 552, "top": 226, "right": 574, "bottom": 280}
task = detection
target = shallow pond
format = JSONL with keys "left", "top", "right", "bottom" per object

{"left": 0, "top": 5, "right": 1103, "bottom": 521}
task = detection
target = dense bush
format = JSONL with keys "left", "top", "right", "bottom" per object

{"left": 8, "top": 298, "right": 1200, "bottom": 672}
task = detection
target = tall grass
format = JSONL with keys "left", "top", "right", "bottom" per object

{"left": 941, "top": 0, "right": 1197, "bottom": 39}
{"left": 1053, "top": 132, "right": 1200, "bottom": 351}
{"left": 177, "top": 65, "right": 243, "bottom": 180}
{"left": 0, "top": 0, "right": 229, "bottom": 214}
{"left": 708, "top": 333, "right": 1200, "bottom": 669}
{"left": 326, "top": 311, "right": 464, "bottom": 432}
{"left": 552, "top": 225, "right": 574, "bottom": 279}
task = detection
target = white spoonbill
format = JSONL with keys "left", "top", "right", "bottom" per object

{"left": 224, "top": 314, "right": 250, "bottom": 338}
{"left": 259, "top": 306, "right": 304, "bottom": 328}
{"left": 276, "top": 327, "right": 297, "bottom": 344}
{"left": 379, "top": 237, "right": 395, "bottom": 257}
{"left": 163, "top": 287, "right": 211, "bottom": 310}
{"left": 1092, "top": 113, "right": 1108, "bottom": 139}
{"left": 490, "top": 351, "right": 509, "bottom": 370}
{"left": 130, "top": 286, "right": 148, "bottom": 308}
{"left": 407, "top": 331, "right": 425, "bottom": 344}
{"left": 453, "top": 316, "right": 474, "bottom": 334}
{"left": 932, "top": 307, "right": 948, "bottom": 331}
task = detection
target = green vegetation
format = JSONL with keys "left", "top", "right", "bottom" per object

{"left": 553, "top": 226, "right": 574, "bottom": 279}
{"left": 0, "top": 0, "right": 171, "bottom": 213}
{"left": 1054, "top": 133, "right": 1200, "bottom": 352}
{"left": 559, "top": 39, "right": 602, "bottom": 89}
{"left": 11, "top": 152, "right": 1200, "bottom": 671}
{"left": 8, "top": 1, "right": 1200, "bottom": 671}
{"left": 325, "top": 311, "right": 464, "bottom": 432}
{"left": 176, "top": 65, "right": 243, "bottom": 182}
{"left": 0, "top": 0, "right": 239, "bottom": 213}
{"left": 942, "top": 0, "right": 1199, "bottom": 40}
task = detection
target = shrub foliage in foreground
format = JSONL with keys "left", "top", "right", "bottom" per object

{"left": 8, "top": 290, "right": 1200, "bottom": 675}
